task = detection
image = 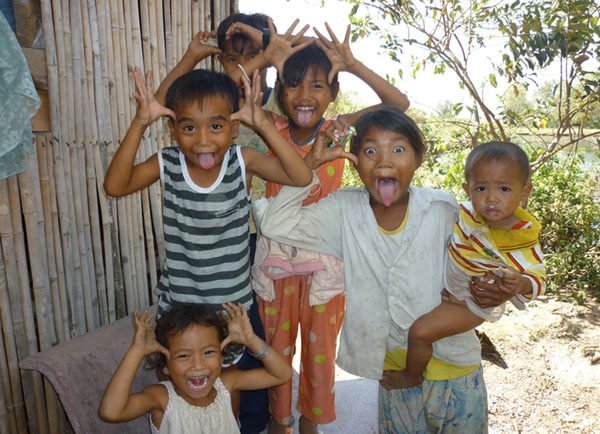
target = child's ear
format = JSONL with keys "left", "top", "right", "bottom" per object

{"left": 167, "top": 118, "right": 175, "bottom": 139}
{"left": 231, "top": 120, "right": 240, "bottom": 139}
{"left": 462, "top": 182, "right": 470, "bottom": 198}
{"left": 217, "top": 53, "right": 225, "bottom": 67}
{"left": 330, "top": 82, "right": 340, "bottom": 102}
{"left": 162, "top": 366, "right": 169, "bottom": 377}
{"left": 520, "top": 182, "right": 533, "bottom": 203}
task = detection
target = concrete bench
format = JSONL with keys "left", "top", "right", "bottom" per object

{"left": 20, "top": 307, "right": 157, "bottom": 434}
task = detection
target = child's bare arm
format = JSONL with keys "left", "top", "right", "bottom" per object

{"left": 234, "top": 71, "right": 312, "bottom": 187}
{"left": 104, "top": 68, "right": 174, "bottom": 197}
{"left": 220, "top": 303, "right": 292, "bottom": 391}
{"left": 314, "top": 22, "right": 410, "bottom": 124}
{"left": 98, "top": 312, "right": 170, "bottom": 422}
{"left": 154, "top": 31, "right": 221, "bottom": 105}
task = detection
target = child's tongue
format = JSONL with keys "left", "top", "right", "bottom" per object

{"left": 197, "top": 153, "right": 215, "bottom": 170}
{"left": 377, "top": 178, "right": 397, "bottom": 207}
{"left": 296, "top": 109, "right": 314, "bottom": 128}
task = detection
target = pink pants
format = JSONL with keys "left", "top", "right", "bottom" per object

{"left": 259, "top": 274, "right": 345, "bottom": 425}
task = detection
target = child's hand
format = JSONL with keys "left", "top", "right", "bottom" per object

{"left": 220, "top": 303, "right": 255, "bottom": 349}
{"left": 132, "top": 67, "right": 175, "bottom": 126}
{"left": 304, "top": 131, "right": 358, "bottom": 170}
{"left": 262, "top": 18, "right": 312, "bottom": 78}
{"left": 185, "top": 31, "right": 221, "bottom": 64}
{"left": 225, "top": 22, "right": 263, "bottom": 49}
{"left": 131, "top": 311, "right": 170, "bottom": 359}
{"left": 313, "top": 23, "right": 358, "bottom": 84}
{"left": 469, "top": 268, "right": 530, "bottom": 308}
{"left": 231, "top": 69, "right": 269, "bottom": 130}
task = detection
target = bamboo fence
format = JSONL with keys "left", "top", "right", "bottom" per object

{"left": 0, "top": 0, "right": 236, "bottom": 432}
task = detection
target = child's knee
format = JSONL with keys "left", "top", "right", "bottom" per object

{"left": 408, "top": 316, "right": 436, "bottom": 344}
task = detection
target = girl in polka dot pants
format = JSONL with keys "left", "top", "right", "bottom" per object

{"left": 256, "top": 24, "right": 409, "bottom": 434}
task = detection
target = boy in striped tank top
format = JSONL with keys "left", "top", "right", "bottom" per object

{"left": 103, "top": 67, "right": 311, "bottom": 327}
{"left": 390, "top": 141, "right": 546, "bottom": 389}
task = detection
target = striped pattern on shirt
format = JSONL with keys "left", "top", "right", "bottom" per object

{"left": 448, "top": 202, "right": 546, "bottom": 298}
{"left": 156, "top": 146, "right": 252, "bottom": 317}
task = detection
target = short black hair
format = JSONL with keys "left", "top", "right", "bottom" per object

{"left": 350, "top": 106, "right": 426, "bottom": 161}
{"left": 276, "top": 44, "right": 339, "bottom": 105}
{"left": 146, "top": 303, "right": 227, "bottom": 371}
{"left": 216, "top": 12, "right": 274, "bottom": 53}
{"left": 165, "top": 69, "right": 240, "bottom": 113}
{"left": 464, "top": 141, "right": 530, "bottom": 183}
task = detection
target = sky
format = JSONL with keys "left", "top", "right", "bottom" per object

{"left": 238, "top": 0, "right": 495, "bottom": 114}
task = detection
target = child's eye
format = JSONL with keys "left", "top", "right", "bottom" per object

{"left": 501, "top": 186, "right": 510, "bottom": 192}
{"left": 393, "top": 146, "right": 404, "bottom": 153}
{"left": 211, "top": 124, "right": 223, "bottom": 131}
{"left": 204, "top": 349, "right": 217, "bottom": 356}
{"left": 182, "top": 125, "right": 194, "bottom": 132}
{"left": 364, "top": 148, "right": 376, "bottom": 155}
{"left": 177, "top": 354, "right": 190, "bottom": 359}
{"left": 475, "top": 186, "right": 485, "bottom": 192}
{"left": 225, "top": 56, "right": 237, "bottom": 63}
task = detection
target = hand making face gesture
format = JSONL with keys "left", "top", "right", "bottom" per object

{"left": 220, "top": 303, "right": 255, "bottom": 349}
{"left": 185, "top": 30, "right": 221, "bottom": 64}
{"left": 304, "top": 130, "right": 358, "bottom": 171}
{"left": 130, "top": 311, "right": 170, "bottom": 359}
{"left": 231, "top": 69, "right": 271, "bottom": 130}
{"left": 313, "top": 23, "right": 358, "bottom": 84}
{"left": 261, "top": 18, "right": 312, "bottom": 78}
{"left": 131, "top": 67, "right": 175, "bottom": 127}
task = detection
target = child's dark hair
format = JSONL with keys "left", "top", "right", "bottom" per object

{"left": 350, "top": 106, "right": 426, "bottom": 161}
{"left": 276, "top": 44, "right": 339, "bottom": 105}
{"left": 146, "top": 303, "right": 227, "bottom": 370}
{"left": 216, "top": 12, "right": 275, "bottom": 53}
{"left": 165, "top": 69, "right": 240, "bottom": 113}
{"left": 464, "top": 141, "right": 530, "bottom": 183}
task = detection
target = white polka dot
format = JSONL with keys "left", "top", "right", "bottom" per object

{"left": 283, "top": 346, "right": 292, "bottom": 356}
{"left": 309, "top": 331, "right": 317, "bottom": 343}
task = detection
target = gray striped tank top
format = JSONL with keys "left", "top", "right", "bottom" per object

{"left": 156, "top": 146, "right": 252, "bottom": 317}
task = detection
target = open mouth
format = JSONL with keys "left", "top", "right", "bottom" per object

{"left": 196, "top": 153, "right": 216, "bottom": 170}
{"left": 375, "top": 178, "right": 398, "bottom": 207}
{"left": 188, "top": 376, "right": 209, "bottom": 392}
{"left": 295, "top": 106, "right": 315, "bottom": 127}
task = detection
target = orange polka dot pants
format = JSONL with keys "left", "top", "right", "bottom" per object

{"left": 259, "top": 274, "right": 345, "bottom": 426}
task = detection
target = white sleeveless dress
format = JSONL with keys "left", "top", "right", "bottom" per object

{"left": 149, "top": 377, "right": 240, "bottom": 433}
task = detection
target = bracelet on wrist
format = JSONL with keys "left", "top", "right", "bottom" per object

{"left": 248, "top": 341, "right": 269, "bottom": 360}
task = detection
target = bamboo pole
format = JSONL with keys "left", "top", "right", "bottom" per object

{"left": 0, "top": 290, "right": 18, "bottom": 433}
{"left": 51, "top": 0, "right": 85, "bottom": 336}
{"left": 0, "top": 180, "right": 29, "bottom": 433}
{"left": 79, "top": 0, "right": 109, "bottom": 326}
{"left": 128, "top": 0, "right": 150, "bottom": 310}
{"left": 87, "top": 0, "right": 116, "bottom": 324}
{"left": 69, "top": 0, "right": 98, "bottom": 332}
{"left": 103, "top": 0, "right": 126, "bottom": 319}
{"left": 44, "top": 137, "right": 70, "bottom": 341}
{"left": 109, "top": 0, "right": 138, "bottom": 314}
{"left": 19, "top": 154, "right": 54, "bottom": 434}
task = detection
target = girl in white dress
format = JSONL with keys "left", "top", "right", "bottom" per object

{"left": 99, "top": 303, "right": 291, "bottom": 433}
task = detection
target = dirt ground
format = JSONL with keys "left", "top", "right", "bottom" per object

{"left": 480, "top": 295, "right": 600, "bottom": 434}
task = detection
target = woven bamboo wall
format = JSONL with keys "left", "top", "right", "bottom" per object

{"left": 0, "top": 1, "right": 236, "bottom": 432}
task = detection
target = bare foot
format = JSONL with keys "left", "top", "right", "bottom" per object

{"left": 268, "top": 418, "right": 288, "bottom": 434}
{"left": 379, "top": 370, "right": 424, "bottom": 389}
{"left": 299, "top": 415, "right": 320, "bottom": 434}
